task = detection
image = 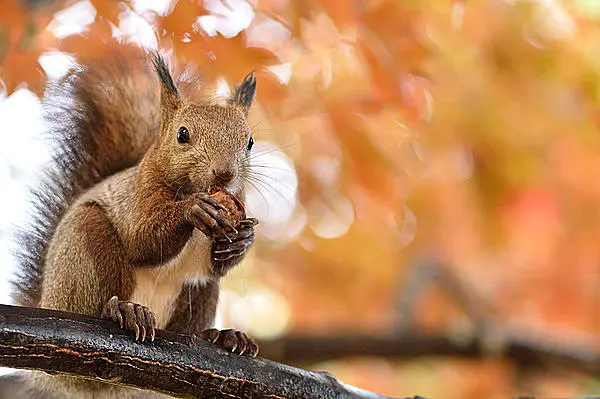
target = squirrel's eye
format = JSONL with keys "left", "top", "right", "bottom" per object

{"left": 177, "top": 127, "right": 190, "bottom": 144}
{"left": 247, "top": 136, "right": 254, "bottom": 151}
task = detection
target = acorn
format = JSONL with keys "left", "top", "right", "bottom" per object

{"left": 208, "top": 187, "right": 246, "bottom": 229}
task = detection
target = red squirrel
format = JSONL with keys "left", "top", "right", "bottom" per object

{"left": 11, "top": 45, "right": 259, "bottom": 398}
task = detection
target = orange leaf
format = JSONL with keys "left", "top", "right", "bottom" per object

{"left": 254, "top": 69, "right": 287, "bottom": 111}
{"left": 208, "top": 33, "right": 279, "bottom": 81}
{"left": 255, "top": 0, "right": 311, "bottom": 38}
{"left": 90, "top": 0, "right": 124, "bottom": 26}
{"left": 157, "top": 0, "right": 208, "bottom": 40}
{"left": 327, "top": 100, "right": 401, "bottom": 205}
{"left": 59, "top": 20, "right": 119, "bottom": 59}
{"left": 168, "top": 31, "right": 279, "bottom": 83}
{"left": 0, "top": 1, "right": 59, "bottom": 94}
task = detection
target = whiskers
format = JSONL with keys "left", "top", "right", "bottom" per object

{"left": 244, "top": 173, "right": 295, "bottom": 209}
{"left": 165, "top": 174, "right": 190, "bottom": 200}
{"left": 241, "top": 143, "right": 298, "bottom": 215}
{"left": 247, "top": 141, "right": 297, "bottom": 163}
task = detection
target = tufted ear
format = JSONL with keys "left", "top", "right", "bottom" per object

{"left": 152, "top": 53, "right": 180, "bottom": 117}
{"left": 229, "top": 71, "right": 256, "bottom": 115}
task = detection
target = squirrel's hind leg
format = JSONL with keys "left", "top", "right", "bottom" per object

{"left": 40, "top": 203, "right": 136, "bottom": 320}
{"left": 37, "top": 204, "right": 167, "bottom": 396}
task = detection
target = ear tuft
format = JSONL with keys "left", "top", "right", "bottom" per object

{"left": 230, "top": 71, "right": 256, "bottom": 110}
{"left": 153, "top": 53, "right": 178, "bottom": 95}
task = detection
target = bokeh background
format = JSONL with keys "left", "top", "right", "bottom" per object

{"left": 3, "top": 0, "right": 600, "bottom": 397}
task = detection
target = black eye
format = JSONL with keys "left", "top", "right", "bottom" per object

{"left": 247, "top": 136, "right": 254, "bottom": 151}
{"left": 177, "top": 126, "right": 190, "bottom": 144}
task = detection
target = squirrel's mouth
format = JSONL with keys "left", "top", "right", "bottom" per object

{"left": 177, "top": 173, "right": 244, "bottom": 201}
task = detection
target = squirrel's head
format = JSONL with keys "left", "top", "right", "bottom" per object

{"left": 149, "top": 54, "right": 256, "bottom": 198}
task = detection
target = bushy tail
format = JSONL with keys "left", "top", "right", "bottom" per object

{"left": 12, "top": 46, "right": 159, "bottom": 307}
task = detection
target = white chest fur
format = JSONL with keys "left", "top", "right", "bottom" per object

{"left": 129, "top": 230, "right": 213, "bottom": 328}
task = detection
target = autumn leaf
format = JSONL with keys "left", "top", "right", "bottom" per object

{"left": 0, "top": 0, "right": 60, "bottom": 94}
{"left": 59, "top": 19, "right": 119, "bottom": 59}
{"left": 156, "top": 0, "right": 208, "bottom": 40}
{"left": 254, "top": 68, "right": 287, "bottom": 110}
{"left": 327, "top": 100, "right": 402, "bottom": 205}
{"left": 170, "top": 30, "right": 278, "bottom": 83}
{"left": 90, "top": 0, "right": 124, "bottom": 26}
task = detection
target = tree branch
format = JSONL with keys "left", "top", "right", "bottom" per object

{"left": 0, "top": 304, "right": 406, "bottom": 399}
{"left": 260, "top": 329, "right": 600, "bottom": 376}
{"left": 3, "top": 304, "right": 599, "bottom": 399}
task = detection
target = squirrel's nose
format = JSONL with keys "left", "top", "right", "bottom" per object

{"left": 212, "top": 168, "right": 235, "bottom": 187}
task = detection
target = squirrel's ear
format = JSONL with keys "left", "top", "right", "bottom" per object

{"left": 229, "top": 71, "right": 256, "bottom": 114}
{"left": 152, "top": 53, "right": 179, "bottom": 111}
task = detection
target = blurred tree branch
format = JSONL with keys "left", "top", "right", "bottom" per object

{"left": 0, "top": 305, "right": 404, "bottom": 399}
{"left": 261, "top": 261, "right": 600, "bottom": 392}
{"left": 261, "top": 329, "right": 600, "bottom": 377}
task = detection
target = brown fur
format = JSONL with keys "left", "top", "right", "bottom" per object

{"left": 166, "top": 280, "right": 220, "bottom": 335}
{"left": 13, "top": 46, "right": 257, "bottom": 398}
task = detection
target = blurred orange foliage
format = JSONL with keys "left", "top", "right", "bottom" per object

{"left": 3, "top": 0, "right": 600, "bottom": 397}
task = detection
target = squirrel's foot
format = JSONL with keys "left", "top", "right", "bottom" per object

{"left": 102, "top": 296, "right": 156, "bottom": 342}
{"left": 187, "top": 193, "right": 237, "bottom": 239}
{"left": 211, "top": 218, "right": 258, "bottom": 275}
{"left": 199, "top": 328, "right": 259, "bottom": 357}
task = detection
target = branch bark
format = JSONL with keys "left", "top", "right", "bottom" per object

{"left": 3, "top": 304, "right": 599, "bottom": 398}
{"left": 0, "top": 304, "right": 405, "bottom": 399}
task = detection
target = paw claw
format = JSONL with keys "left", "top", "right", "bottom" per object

{"left": 199, "top": 328, "right": 220, "bottom": 343}
{"left": 199, "top": 328, "right": 258, "bottom": 356}
{"left": 102, "top": 297, "right": 156, "bottom": 343}
{"left": 211, "top": 221, "right": 256, "bottom": 274}
{"left": 144, "top": 307, "right": 156, "bottom": 342}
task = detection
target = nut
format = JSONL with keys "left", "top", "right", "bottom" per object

{"left": 209, "top": 187, "right": 246, "bottom": 228}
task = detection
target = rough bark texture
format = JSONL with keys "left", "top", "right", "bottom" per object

{"left": 2, "top": 304, "right": 599, "bottom": 399}
{"left": 0, "top": 304, "right": 405, "bottom": 399}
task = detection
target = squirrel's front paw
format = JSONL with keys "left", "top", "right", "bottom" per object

{"left": 199, "top": 328, "right": 259, "bottom": 357}
{"left": 186, "top": 193, "right": 237, "bottom": 239}
{"left": 212, "top": 218, "right": 258, "bottom": 275}
{"left": 102, "top": 296, "right": 156, "bottom": 342}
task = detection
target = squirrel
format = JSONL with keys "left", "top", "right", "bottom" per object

{"left": 9, "top": 45, "right": 260, "bottom": 398}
